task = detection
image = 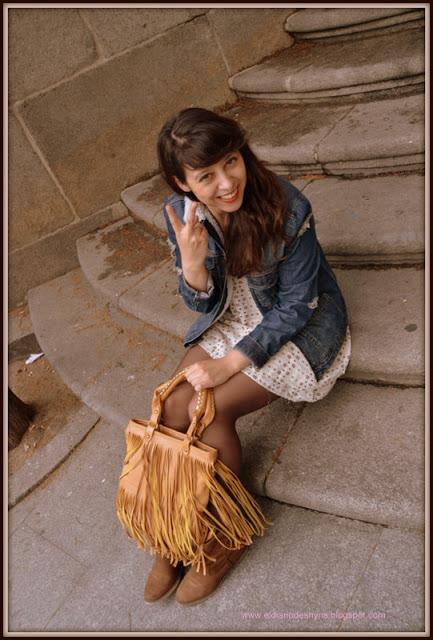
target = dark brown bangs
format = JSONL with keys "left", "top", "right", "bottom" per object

{"left": 180, "top": 141, "right": 242, "bottom": 174}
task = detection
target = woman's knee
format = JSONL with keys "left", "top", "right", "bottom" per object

{"left": 187, "top": 390, "right": 232, "bottom": 424}
{"left": 161, "top": 383, "right": 195, "bottom": 431}
{"left": 187, "top": 374, "right": 278, "bottom": 424}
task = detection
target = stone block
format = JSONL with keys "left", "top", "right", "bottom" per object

{"left": 230, "top": 28, "right": 424, "bottom": 100}
{"left": 317, "top": 93, "right": 425, "bottom": 164}
{"left": 8, "top": 404, "right": 100, "bottom": 508}
{"left": 76, "top": 329, "right": 185, "bottom": 429}
{"left": 8, "top": 524, "right": 85, "bottom": 631}
{"left": 223, "top": 94, "right": 424, "bottom": 175}
{"left": 237, "top": 397, "right": 300, "bottom": 495}
{"left": 8, "top": 498, "right": 38, "bottom": 537}
{"left": 208, "top": 8, "right": 295, "bottom": 75}
{"left": 81, "top": 7, "right": 206, "bottom": 56}
{"left": 22, "top": 419, "right": 128, "bottom": 566}
{"left": 121, "top": 174, "right": 172, "bottom": 232}
{"left": 224, "top": 100, "right": 353, "bottom": 167}
{"left": 288, "top": 11, "right": 425, "bottom": 43}
{"left": 8, "top": 8, "right": 97, "bottom": 103}
{"left": 76, "top": 217, "right": 169, "bottom": 307}
{"left": 27, "top": 269, "right": 185, "bottom": 426}
{"left": 8, "top": 114, "right": 74, "bottom": 251}
{"left": 305, "top": 174, "right": 425, "bottom": 262}
{"left": 266, "top": 383, "right": 425, "bottom": 528}
{"left": 44, "top": 539, "right": 142, "bottom": 632}
{"left": 337, "top": 267, "right": 424, "bottom": 385}
{"left": 9, "top": 202, "right": 126, "bottom": 307}
{"left": 340, "top": 528, "right": 425, "bottom": 631}
{"left": 17, "top": 15, "right": 234, "bottom": 218}
{"left": 118, "top": 258, "right": 201, "bottom": 340}
{"left": 286, "top": 8, "right": 416, "bottom": 34}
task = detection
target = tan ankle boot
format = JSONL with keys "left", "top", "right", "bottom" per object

{"left": 144, "top": 553, "right": 183, "bottom": 604}
{"left": 175, "top": 537, "right": 248, "bottom": 606}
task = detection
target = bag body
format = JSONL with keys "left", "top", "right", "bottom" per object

{"left": 116, "top": 369, "right": 270, "bottom": 574}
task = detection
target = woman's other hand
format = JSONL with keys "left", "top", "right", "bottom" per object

{"left": 184, "top": 351, "right": 252, "bottom": 391}
{"left": 184, "top": 358, "right": 233, "bottom": 391}
{"left": 166, "top": 202, "right": 208, "bottom": 269}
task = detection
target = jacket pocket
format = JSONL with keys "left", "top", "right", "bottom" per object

{"left": 247, "top": 266, "right": 278, "bottom": 289}
{"left": 247, "top": 268, "right": 279, "bottom": 311}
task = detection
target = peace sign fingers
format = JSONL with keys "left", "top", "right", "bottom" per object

{"left": 165, "top": 201, "right": 209, "bottom": 268}
{"left": 165, "top": 204, "right": 183, "bottom": 237}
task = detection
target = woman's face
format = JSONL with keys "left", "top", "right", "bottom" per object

{"left": 174, "top": 151, "right": 247, "bottom": 218}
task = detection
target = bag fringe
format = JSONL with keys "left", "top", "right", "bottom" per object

{"left": 116, "top": 432, "right": 272, "bottom": 575}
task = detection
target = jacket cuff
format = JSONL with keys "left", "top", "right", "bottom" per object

{"left": 233, "top": 335, "right": 270, "bottom": 369}
{"left": 181, "top": 272, "right": 215, "bottom": 300}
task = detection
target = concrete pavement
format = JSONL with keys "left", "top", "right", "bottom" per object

{"left": 8, "top": 415, "right": 425, "bottom": 633}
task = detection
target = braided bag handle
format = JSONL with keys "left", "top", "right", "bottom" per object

{"left": 149, "top": 369, "right": 216, "bottom": 441}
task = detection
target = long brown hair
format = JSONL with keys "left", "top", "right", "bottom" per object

{"left": 157, "top": 107, "right": 293, "bottom": 277}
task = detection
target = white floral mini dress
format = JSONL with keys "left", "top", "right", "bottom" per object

{"left": 198, "top": 274, "right": 352, "bottom": 403}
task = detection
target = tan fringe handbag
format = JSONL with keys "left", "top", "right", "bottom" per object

{"left": 116, "top": 369, "right": 271, "bottom": 575}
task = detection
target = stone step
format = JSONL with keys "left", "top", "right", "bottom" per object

{"left": 75, "top": 218, "right": 424, "bottom": 386}
{"left": 120, "top": 174, "right": 172, "bottom": 233}
{"left": 230, "top": 28, "right": 424, "bottom": 103}
{"left": 303, "top": 174, "right": 425, "bottom": 264}
{"left": 222, "top": 94, "right": 424, "bottom": 177}
{"left": 27, "top": 269, "right": 424, "bottom": 528}
{"left": 121, "top": 174, "right": 424, "bottom": 265}
{"left": 27, "top": 269, "right": 184, "bottom": 430}
{"left": 264, "top": 381, "right": 424, "bottom": 529}
{"left": 76, "top": 215, "right": 170, "bottom": 307}
{"left": 285, "top": 8, "right": 425, "bottom": 42}
{"left": 122, "top": 264, "right": 425, "bottom": 387}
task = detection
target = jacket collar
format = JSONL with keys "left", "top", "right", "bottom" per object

{"left": 184, "top": 196, "right": 226, "bottom": 249}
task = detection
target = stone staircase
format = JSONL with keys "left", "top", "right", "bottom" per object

{"left": 28, "top": 9, "right": 425, "bottom": 531}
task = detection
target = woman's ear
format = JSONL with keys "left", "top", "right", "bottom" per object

{"left": 174, "top": 176, "right": 190, "bottom": 193}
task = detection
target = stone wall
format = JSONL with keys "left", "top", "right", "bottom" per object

{"left": 8, "top": 7, "right": 294, "bottom": 308}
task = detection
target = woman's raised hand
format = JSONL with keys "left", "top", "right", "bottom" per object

{"left": 166, "top": 202, "right": 209, "bottom": 269}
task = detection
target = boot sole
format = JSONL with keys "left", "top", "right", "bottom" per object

{"left": 144, "top": 573, "right": 183, "bottom": 605}
{"left": 175, "top": 547, "right": 248, "bottom": 606}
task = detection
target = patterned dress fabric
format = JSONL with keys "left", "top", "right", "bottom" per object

{"left": 199, "top": 274, "right": 351, "bottom": 403}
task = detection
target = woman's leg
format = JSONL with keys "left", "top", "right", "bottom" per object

{"left": 187, "top": 371, "right": 279, "bottom": 478}
{"left": 161, "top": 343, "right": 280, "bottom": 478}
{"left": 144, "top": 344, "right": 215, "bottom": 603}
{"left": 160, "top": 344, "right": 213, "bottom": 429}
{"left": 175, "top": 370, "right": 281, "bottom": 604}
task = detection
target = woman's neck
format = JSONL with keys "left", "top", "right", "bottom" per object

{"left": 209, "top": 208, "right": 230, "bottom": 233}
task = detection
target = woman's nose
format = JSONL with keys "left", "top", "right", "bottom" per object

{"left": 217, "top": 172, "right": 233, "bottom": 192}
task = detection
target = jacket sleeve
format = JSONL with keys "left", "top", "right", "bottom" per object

{"left": 233, "top": 214, "right": 321, "bottom": 368}
{"left": 162, "top": 202, "right": 220, "bottom": 314}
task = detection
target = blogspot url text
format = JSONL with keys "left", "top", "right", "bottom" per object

{"left": 241, "top": 610, "right": 386, "bottom": 621}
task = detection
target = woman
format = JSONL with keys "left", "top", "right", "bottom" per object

{"left": 143, "top": 107, "right": 351, "bottom": 606}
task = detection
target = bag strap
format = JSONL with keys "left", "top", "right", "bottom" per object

{"left": 182, "top": 387, "right": 215, "bottom": 452}
{"left": 194, "top": 389, "right": 216, "bottom": 439}
{"left": 150, "top": 369, "right": 213, "bottom": 433}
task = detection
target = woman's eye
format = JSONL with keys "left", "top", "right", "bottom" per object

{"left": 227, "top": 156, "right": 236, "bottom": 165}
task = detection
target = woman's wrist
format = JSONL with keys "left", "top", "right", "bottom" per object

{"left": 182, "top": 262, "right": 208, "bottom": 292}
{"left": 222, "top": 349, "right": 252, "bottom": 376}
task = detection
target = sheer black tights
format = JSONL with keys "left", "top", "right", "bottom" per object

{"left": 161, "top": 345, "right": 280, "bottom": 479}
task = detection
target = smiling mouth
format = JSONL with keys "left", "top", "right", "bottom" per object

{"left": 218, "top": 187, "right": 239, "bottom": 202}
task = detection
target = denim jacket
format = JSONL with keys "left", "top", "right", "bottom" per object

{"left": 162, "top": 175, "right": 349, "bottom": 381}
